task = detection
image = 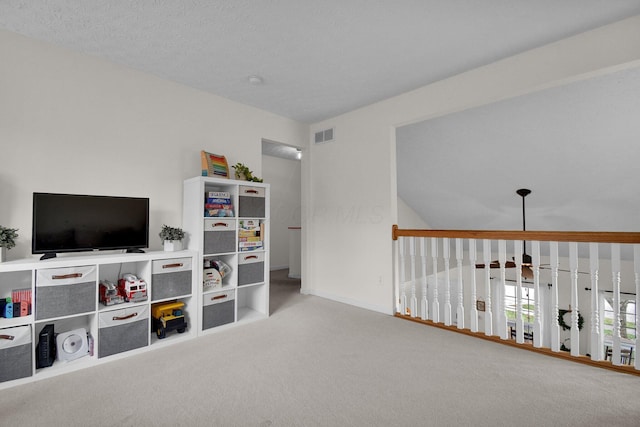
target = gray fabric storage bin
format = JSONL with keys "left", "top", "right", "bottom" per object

{"left": 238, "top": 186, "right": 265, "bottom": 218}
{"left": 151, "top": 258, "right": 192, "bottom": 301}
{"left": 238, "top": 252, "right": 265, "bottom": 286}
{"left": 202, "top": 291, "right": 235, "bottom": 330}
{"left": 36, "top": 266, "right": 96, "bottom": 320}
{"left": 98, "top": 306, "right": 149, "bottom": 358}
{"left": 203, "top": 219, "right": 236, "bottom": 254}
{"left": 0, "top": 325, "right": 32, "bottom": 383}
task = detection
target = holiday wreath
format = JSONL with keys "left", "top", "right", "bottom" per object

{"left": 558, "top": 308, "right": 584, "bottom": 331}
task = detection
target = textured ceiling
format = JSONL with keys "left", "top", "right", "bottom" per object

{"left": 1, "top": 1, "right": 640, "bottom": 123}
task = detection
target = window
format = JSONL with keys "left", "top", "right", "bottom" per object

{"left": 602, "top": 295, "right": 636, "bottom": 341}
{"left": 505, "top": 284, "right": 535, "bottom": 340}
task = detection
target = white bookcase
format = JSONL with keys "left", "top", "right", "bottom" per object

{"left": 182, "top": 176, "right": 270, "bottom": 334}
{"left": 0, "top": 250, "right": 198, "bottom": 389}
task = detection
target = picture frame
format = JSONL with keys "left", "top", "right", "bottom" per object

{"left": 201, "top": 151, "right": 229, "bottom": 178}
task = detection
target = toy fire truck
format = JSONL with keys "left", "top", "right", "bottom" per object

{"left": 99, "top": 280, "right": 125, "bottom": 306}
{"left": 117, "top": 274, "right": 148, "bottom": 303}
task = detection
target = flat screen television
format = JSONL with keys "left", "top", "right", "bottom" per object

{"left": 32, "top": 192, "right": 149, "bottom": 259}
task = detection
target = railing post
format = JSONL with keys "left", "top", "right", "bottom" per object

{"left": 589, "top": 243, "right": 602, "bottom": 361}
{"left": 443, "top": 238, "right": 452, "bottom": 326}
{"left": 469, "top": 239, "right": 478, "bottom": 333}
{"left": 514, "top": 240, "right": 524, "bottom": 344}
{"left": 399, "top": 236, "right": 407, "bottom": 315}
{"left": 498, "top": 239, "right": 508, "bottom": 340}
{"left": 570, "top": 242, "right": 580, "bottom": 357}
{"left": 456, "top": 238, "right": 465, "bottom": 329}
{"left": 635, "top": 245, "right": 640, "bottom": 370}
{"left": 483, "top": 239, "right": 493, "bottom": 336}
{"left": 409, "top": 237, "right": 417, "bottom": 318}
{"left": 431, "top": 238, "right": 440, "bottom": 323}
{"left": 420, "top": 237, "right": 429, "bottom": 321}
{"left": 550, "top": 241, "right": 560, "bottom": 352}
{"left": 532, "top": 240, "right": 542, "bottom": 348}
{"left": 611, "top": 243, "right": 622, "bottom": 365}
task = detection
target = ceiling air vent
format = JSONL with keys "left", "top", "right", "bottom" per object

{"left": 314, "top": 127, "right": 335, "bottom": 144}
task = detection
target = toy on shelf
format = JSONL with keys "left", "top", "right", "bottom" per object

{"left": 151, "top": 301, "right": 187, "bottom": 339}
{"left": 203, "top": 259, "right": 231, "bottom": 291}
{"left": 117, "top": 274, "right": 148, "bottom": 303}
{"left": 99, "top": 280, "right": 125, "bottom": 306}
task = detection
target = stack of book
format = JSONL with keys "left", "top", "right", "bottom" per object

{"left": 204, "top": 191, "right": 234, "bottom": 217}
{"left": 238, "top": 219, "right": 263, "bottom": 252}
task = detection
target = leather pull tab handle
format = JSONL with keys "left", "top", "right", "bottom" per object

{"left": 112, "top": 313, "right": 137, "bottom": 321}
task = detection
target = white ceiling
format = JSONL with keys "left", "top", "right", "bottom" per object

{"left": 397, "top": 65, "right": 640, "bottom": 232}
{"left": 1, "top": 1, "right": 640, "bottom": 123}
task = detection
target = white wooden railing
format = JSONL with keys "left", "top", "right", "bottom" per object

{"left": 392, "top": 226, "right": 640, "bottom": 373}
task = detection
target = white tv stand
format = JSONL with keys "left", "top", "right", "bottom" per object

{"left": 0, "top": 250, "right": 197, "bottom": 389}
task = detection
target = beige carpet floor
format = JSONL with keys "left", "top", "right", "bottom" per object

{"left": 2, "top": 269, "right": 640, "bottom": 426}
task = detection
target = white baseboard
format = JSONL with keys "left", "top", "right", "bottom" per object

{"left": 300, "top": 288, "right": 393, "bottom": 315}
{"left": 270, "top": 265, "right": 288, "bottom": 271}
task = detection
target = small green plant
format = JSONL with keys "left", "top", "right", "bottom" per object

{"left": 0, "top": 226, "right": 18, "bottom": 250}
{"left": 159, "top": 225, "right": 185, "bottom": 242}
{"left": 232, "top": 162, "right": 263, "bottom": 182}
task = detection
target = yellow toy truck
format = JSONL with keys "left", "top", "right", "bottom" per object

{"left": 151, "top": 301, "right": 187, "bottom": 339}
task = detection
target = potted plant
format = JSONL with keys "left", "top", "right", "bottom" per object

{"left": 0, "top": 226, "right": 18, "bottom": 262}
{"left": 231, "top": 162, "right": 263, "bottom": 182}
{"left": 159, "top": 225, "right": 185, "bottom": 252}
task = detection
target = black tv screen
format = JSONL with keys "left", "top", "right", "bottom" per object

{"left": 32, "top": 192, "right": 149, "bottom": 258}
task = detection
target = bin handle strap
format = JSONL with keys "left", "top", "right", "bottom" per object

{"left": 162, "top": 263, "right": 183, "bottom": 269}
{"left": 244, "top": 189, "right": 259, "bottom": 194}
{"left": 52, "top": 273, "right": 82, "bottom": 280}
{"left": 0, "top": 334, "right": 14, "bottom": 340}
{"left": 113, "top": 313, "right": 137, "bottom": 321}
{"left": 243, "top": 255, "right": 258, "bottom": 260}
{"left": 212, "top": 294, "right": 227, "bottom": 300}
{"left": 213, "top": 222, "right": 228, "bottom": 228}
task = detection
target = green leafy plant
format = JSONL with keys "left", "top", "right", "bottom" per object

{"left": 232, "top": 162, "right": 263, "bottom": 182}
{"left": 0, "top": 226, "right": 19, "bottom": 249}
{"left": 159, "top": 224, "right": 185, "bottom": 242}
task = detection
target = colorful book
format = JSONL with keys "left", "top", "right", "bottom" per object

{"left": 239, "top": 236, "right": 262, "bottom": 242}
{"left": 207, "top": 191, "right": 231, "bottom": 199}
{"left": 206, "top": 198, "right": 232, "bottom": 205}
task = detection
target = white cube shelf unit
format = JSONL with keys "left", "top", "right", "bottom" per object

{"left": 0, "top": 250, "right": 198, "bottom": 390}
{"left": 182, "top": 176, "right": 270, "bottom": 334}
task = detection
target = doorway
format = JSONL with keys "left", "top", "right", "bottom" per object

{"left": 261, "top": 139, "right": 302, "bottom": 283}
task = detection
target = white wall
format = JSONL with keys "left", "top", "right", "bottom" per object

{"left": 303, "top": 15, "right": 640, "bottom": 314}
{"left": 0, "top": 30, "right": 308, "bottom": 260}
{"left": 262, "top": 154, "right": 301, "bottom": 270}
{"left": 397, "top": 197, "right": 430, "bottom": 229}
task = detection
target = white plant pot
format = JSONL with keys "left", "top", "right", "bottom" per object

{"left": 0, "top": 247, "right": 5, "bottom": 262}
{"left": 163, "top": 240, "right": 183, "bottom": 252}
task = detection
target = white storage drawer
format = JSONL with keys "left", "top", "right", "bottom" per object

{"left": 35, "top": 266, "right": 96, "bottom": 320}
{"left": 151, "top": 257, "right": 193, "bottom": 301}
{"left": 0, "top": 325, "right": 32, "bottom": 383}
{"left": 238, "top": 252, "right": 265, "bottom": 286}
{"left": 202, "top": 291, "right": 235, "bottom": 330}
{"left": 238, "top": 186, "right": 266, "bottom": 218}
{"left": 98, "top": 305, "right": 149, "bottom": 358}
{"left": 203, "top": 219, "right": 236, "bottom": 254}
